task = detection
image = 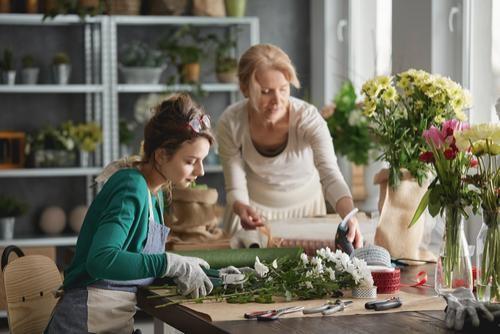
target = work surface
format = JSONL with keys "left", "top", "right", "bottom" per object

{"left": 137, "top": 264, "right": 499, "bottom": 333}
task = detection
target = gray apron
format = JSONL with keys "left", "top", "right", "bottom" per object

{"left": 46, "top": 191, "right": 169, "bottom": 334}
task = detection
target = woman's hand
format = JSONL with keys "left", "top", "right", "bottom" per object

{"left": 347, "top": 217, "right": 363, "bottom": 249}
{"left": 233, "top": 201, "right": 264, "bottom": 230}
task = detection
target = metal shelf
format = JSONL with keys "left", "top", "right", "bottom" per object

{"left": 0, "top": 167, "right": 102, "bottom": 178}
{"left": 0, "top": 13, "right": 101, "bottom": 25}
{"left": 0, "top": 235, "right": 78, "bottom": 247}
{"left": 204, "top": 165, "right": 223, "bottom": 173}
{"left": 112, "top": 15, "right": 258, "bottom": 26}
{"left": 0, "top": 84, "right": 105, "bottom": 93}
{"left": 117, "top": 83, "right": 239, "bottom": 93}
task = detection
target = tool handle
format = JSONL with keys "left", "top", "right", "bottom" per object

{"left": 374, "top": 299, "right": 402, "bottom": 311}
{"left": 321, "top": 305, "right": 343, "bottom": 315}
{"left": 244, "top": 310, "right": 271, "bottom": 319}
{"left": 302, "top": 305, "right": 329, "bottom": 314}
{"left": 334, "top": 226, "right": 354, "bottom": 255}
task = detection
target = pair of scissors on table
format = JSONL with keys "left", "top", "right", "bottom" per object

{"left": 303, "top": 299, "right": 353, "bottom": 315}
{"left": 365, "top": 297, "right": 402, "bottom": 311}
{"left": 244, "top": 306, "right": 304, "bottom": 321}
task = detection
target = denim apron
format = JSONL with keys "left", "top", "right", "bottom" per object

{"left": 46, "top": 191, "right": 170, "bottom": 334}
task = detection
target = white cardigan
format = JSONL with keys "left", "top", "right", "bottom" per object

{"left": 216, "top": 97, "right": 352, "bottom": 210}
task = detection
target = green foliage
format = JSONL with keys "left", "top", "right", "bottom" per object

{"left": 21, "top": 54, "right": 36, "bottom": 68}
{"left": 159, "top": 25, "right": 209, "bottom": 66}
{"left": 120, "top": 41, "right": 165, "bottom": 68}
{"left": 68, "top": 121, "right": 103, "bottom": 152}
{"left": 29, "top": 124, "right": 76, "bottom": 152}
{"left": 325, "top": 81, "right": 374, "bottom": 165}
{"left": 53, "top": 52, "right": 70, "bottom": 65}
{"left": 0, "top": 49, "right": 14, "bottom": 71}
{"left": 0, "top": 196, "right": 28, "bottom": 218}
{"left": 119, "top": 119, "right": 135, "bottom": 146}
{"left": 207, "top": 31, "right": 239, "bottom": 73}
{"left": 43, "top": 0, "right": 105, "bottom": 21}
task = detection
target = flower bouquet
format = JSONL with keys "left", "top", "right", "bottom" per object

{"left": 154, "top": 248, "right": 373, "bottom": 307}
{"left": 456, "top": 123, "right": 500, "bottom": 301}
{"left": 361, "top": 69, "right": 470, "bottom": 187}
{"left": 410, "top": 119, "right": 478, "bottom": 294}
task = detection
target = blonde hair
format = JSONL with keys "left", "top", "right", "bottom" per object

{"left": 238, "top": 44, "right": 300, "bottom": 105}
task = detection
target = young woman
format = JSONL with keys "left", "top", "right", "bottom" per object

{"left": 217, "top": 44, "right": 363, "bottom": 248}
{"left": 46, "top": 93, "right": 214, "bottom": 333}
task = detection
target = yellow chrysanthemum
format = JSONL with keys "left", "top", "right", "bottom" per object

{"left": 376, "top": 75, "right": 392, "bottom": 88}
{"left": 382, "top": 86, "right": 397, "bottom": 104}
{"left": 363, "top": 99, "right": 377, "bottom": 117}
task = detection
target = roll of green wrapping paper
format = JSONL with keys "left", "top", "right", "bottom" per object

{"left": 173, "top": 248, "right": 303, "bottom": 269}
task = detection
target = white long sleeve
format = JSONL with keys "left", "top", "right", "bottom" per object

{"left": 216, "top": 97, "right": 352, "bottom": 209}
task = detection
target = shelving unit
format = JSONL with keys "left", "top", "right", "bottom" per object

{"left": 0, "top": 13, "right": 259, "bottom": 245}
{"left": 0, "top": 14, "right": 109, "bottom": 246}
{"left": 108, "top": 15, "right": 259, "bottom": 173}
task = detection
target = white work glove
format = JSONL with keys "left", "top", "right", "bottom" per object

{"left": 443, "top": 287, "right": 496, "bottom": 330}
{"left": 163, "top": 253, "right": 213, "bottom": 299}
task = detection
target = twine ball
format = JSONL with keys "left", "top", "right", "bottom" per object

{"left": 39, "top": 206, "right": 66, "bottom": 235}
{"left": 69, "top": 205, "right": 88, "bottom": 233}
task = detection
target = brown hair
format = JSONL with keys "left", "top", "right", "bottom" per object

{"left": 238, "top": 44, "right": 300, "bottom": 103}
{"left": 142, "top": 93, "right": 215, "bottom": 163}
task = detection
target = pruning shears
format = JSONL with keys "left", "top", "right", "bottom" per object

{"left": 244, "top": 306, "right": 305, "bottom": 321}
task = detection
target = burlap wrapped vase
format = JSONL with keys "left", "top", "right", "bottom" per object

{"left": 165, "top": 187, "right": 223, "bottom": 242}
{"left": 374, "top": 169, "right": 436, "bottom": 264}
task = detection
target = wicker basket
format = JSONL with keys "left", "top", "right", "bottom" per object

{"left": 107, "top": 0, "right": 141, "bottom": 15}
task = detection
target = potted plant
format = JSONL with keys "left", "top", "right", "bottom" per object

{"left": 52, "top": 52, "right": 71, "bottom": 84}
{"left": 208, "top": 32, "right": 239, "bottom": 83}
{"left": 0, "top": 195, "right": 28, "bottom": 240}
{"left": 70, "top": 121, "right": 103, "bottom": 167}
{"left": 0, "top": 48, "right": 16, "bottom": 85}
{"left": 76, "top": 0, "right": 104, "bottom": 18}
{"left": 27, "top": 124, "right": 77, "bottom": 167}
{"left": 119, "top": 118, "right": 136, "bottom": 157}
{"left": 119, "top": 41, "right": 166, "bottom": 84}
{"left": 224, "top": 0, "right": 246, "bottom": 17}
{"left": 21, "top": 54, "right": 39, "bottom": 84}
{"left": 159, "top": 25, "right": 208, "bottom": 84}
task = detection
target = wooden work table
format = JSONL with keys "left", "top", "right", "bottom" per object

{"left": 137, "top": 264, "right": 498, "bottom": 334}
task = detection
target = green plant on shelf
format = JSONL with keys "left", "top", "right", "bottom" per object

{"left": 67, "top": 121, "right": 103, "bottom": 152}
{"left": 0, "top": 195, "right": 28, "bottom": 219}
{"left": 0, "top": 48, "right": 14, "bottom": 71}
{"left": 53, "top": 52, "right": 70, "bottom": 65}
{"left": 120, "top": 41, "right": 165, "bottom": 68}
{"left": 21, "top": 54, "right": 36, "bottom": 69}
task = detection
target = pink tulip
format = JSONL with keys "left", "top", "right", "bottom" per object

{"left": 423, "top": 126, "right": 444, "bottom": 148}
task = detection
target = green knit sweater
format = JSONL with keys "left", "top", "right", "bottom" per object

{"left": 63, "top": 168, "right": 167, "bottom": 289}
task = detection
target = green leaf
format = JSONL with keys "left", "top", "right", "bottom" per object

{"left": 408, "top": 189, "right": 430, "bottom": 227}
{"left": 428, "top": 188, "right": 441, "bottom": 217}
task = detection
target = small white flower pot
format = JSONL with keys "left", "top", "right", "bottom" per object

{"left": 21, "top": 67, "right": 39, "bottom": 84}
{"left": 0, "top": 217, "right": 15, "bottom": 240}
{"left": 52, "top": 64, "right": 71, "bottom": 85}
{"left": 119, "top": 66, "right": 166, "bottom": 84}
{"left": 2, "top": 70, "right": 16, "bottom": 85}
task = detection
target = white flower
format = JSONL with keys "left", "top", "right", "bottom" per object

{"left": 134, "top": 93, "right": 166, "bottom": 124}
{"left": 305, "top": 281, "right": 314, "bottom": 289}
{"left": 300, "top": 253, "right": 309, "bottom": 265}
{"left": 325, "top": 267, "right": 336, "bottom": 281}
{"left": 254, "top": 256, "right": 269, "bottom": 278}
{"left": 305, "top": 270, "right": 313, "bottom": 278}
{"left": 272, "top": 259, "right": 278, "bottom": 269}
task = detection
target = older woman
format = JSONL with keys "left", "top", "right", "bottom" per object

{"left": 217, "top": 44, "right": 363, "bottom": 248}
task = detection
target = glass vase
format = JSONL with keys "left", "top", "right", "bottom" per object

{"left": 475, "top": 209, "right": 500, "bottom": 302}
{"left": 435, "top": 206, "right": 473, "bottom": 295}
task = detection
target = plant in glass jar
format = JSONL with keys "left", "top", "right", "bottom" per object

{"left": 410, "top": 119, "right": 479, "bottom": 295}
{"left": 456, "top": 123, "right": 500, "bottom": 302}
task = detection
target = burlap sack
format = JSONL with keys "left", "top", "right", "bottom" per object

{"left": 165, "top": 187, "right": 223, "bottom": 242}
{"left": 192, "top": 0, "right": 226, "bottom": 16}
{"left": 374, "top": 169, "right": 436, "bottom": 264}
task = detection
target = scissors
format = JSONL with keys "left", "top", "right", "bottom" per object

{"left": 365, "top": 297, "right": 402, "bottom": 311}
{"left": 244, "top": 306, "right": 304, "bottom": 321}
{"left": 303, "top": 299, "right": 353, "bottom": 315}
